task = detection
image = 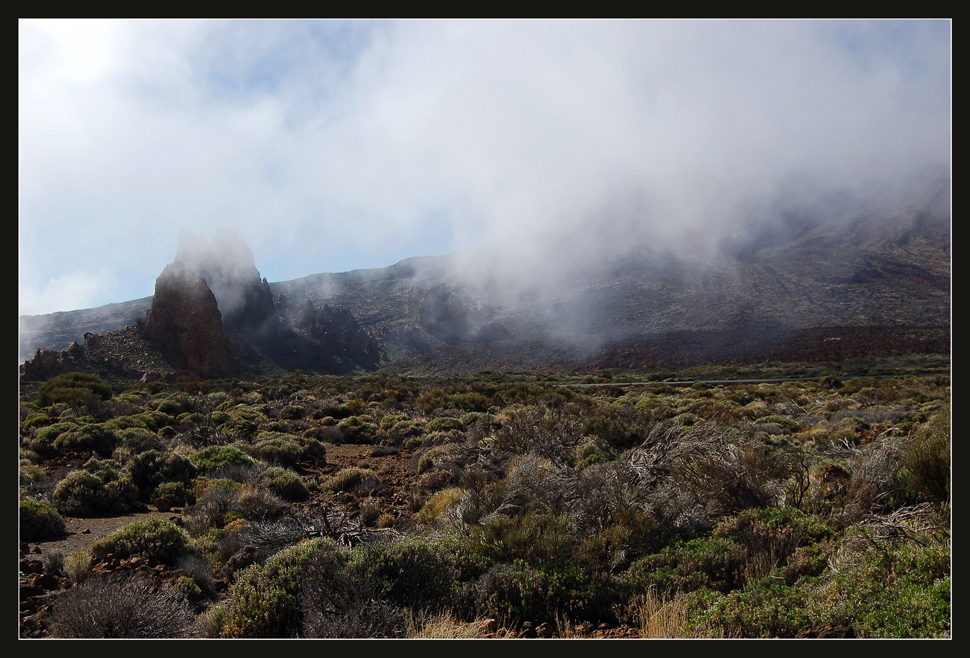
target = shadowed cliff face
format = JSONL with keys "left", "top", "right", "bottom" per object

{"left": 276, "top": 296, "right": 382, "bottom": 371}
{"left": 143, "top": 262, "right": 241, "bottom": 379}
{"left": 410, "top": 285, "right": 513, "bottom": 345}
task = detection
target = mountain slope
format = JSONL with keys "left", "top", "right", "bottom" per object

{"left": 19, "top": 180, "right": 950, "bottom": 374}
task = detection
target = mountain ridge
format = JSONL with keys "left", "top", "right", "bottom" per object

{"left": 19, "top": 180, "right": 950, "bottom": 377}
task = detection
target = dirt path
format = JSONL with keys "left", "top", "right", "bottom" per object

{"left": 26, "top": 509, "right": 179, "bottom": 558}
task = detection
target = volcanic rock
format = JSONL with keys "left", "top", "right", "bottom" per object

{"left": 143, "top": 262, "right": 241, "bottom": 379}
{"left": 410, "top": 285, "right": 513, "bottom": 345}
{"left": 175, "top": 227, "right": 277, "bottom": 333}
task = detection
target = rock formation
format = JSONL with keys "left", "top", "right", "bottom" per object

{"left": 19, "top": 325, "right": 181, "bottom": 383}
{"left": 297, "top": 302, "right": 381, "bottom": 370}
{"left": 271, "top": 293, "right": 381, "bottom": 372}
{"left": 143, "top": 262, "right": 241, "bottom": 379}
{"left": 410, "top": 285, "right": 513, "bottom": 345}
{"left": 174, "top": 228, "right": 277, "bottom": 333}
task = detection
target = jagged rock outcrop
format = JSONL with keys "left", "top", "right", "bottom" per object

{"left": 409, "top": 285, "right": 513, "bottom": 345}
{"left": 19, "top": 326, "right": 179, "bottom": 383}
{"left": 143, "top": 262, "right": 241, "bottom": 379}
{"left": 19, "top": 343, "right": 87, "bottom": 382}
{"left": 273, "top": 294, "right": 381, "bottom": 372}
{"left": 299, "top": 303, "right": 381, "bottom": 370}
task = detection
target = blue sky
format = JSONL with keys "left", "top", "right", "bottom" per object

{"left": 19, "top": 19, "right": 950, "bottom": 317}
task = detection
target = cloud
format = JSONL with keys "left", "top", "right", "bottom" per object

{"left": 19, "top": 19, "right": 950, "bottom": 316}
{"left": 18, "top": 269, "right": 118, "bottom": 318}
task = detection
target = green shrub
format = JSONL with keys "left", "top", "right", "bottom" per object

{"left": 714, "top": 507, "right": 835, "bottom": 557}
{"left": 190, "top": 445, "right": 256, "bottom": 475}
{"left": 156, "top": 398, "right": 184, "bottom": 415}
{"left": 53, "top": 471, "right": 107, "bottom": 516}
{"left": 21, "top": 411, "right": 51, "bottom": 431}
{"left": 116, "top": 427, "right": 162, "bottom": 453}
{"left": 90, "top": 518, "right": 188, "bottom": 565}
{"left": 28, "top": 421, "right": 80, "bottom": 458}
{"left": 20, "top": 498, "right": 67, "bottom": 541}
{"left": 697, "top": 539, "right": 950, "bottom": 638}
{"left": 125, "top": 450, "right": 198, "bottom": 502}
{"left": 36, "top": 372, "right": 113, "bottom": 409}
{"left": 623, "top": 536, "right": 748, "bottom": 595}
{"left": 582, "top": 406, "right": 653, "bottom": 452}
{"left": 474, "top": 512, "right": 579, "bottom": 568}
{"left": 52, "top": 423, "right": 118, "bottom": 457}
{"left": 249, "top": 431, "right": 326, "bottom": 468}
{"left": 279, "top": 405, "right": 305, "bottom": 420}
{"left": 258, "top": 467, "right": 310, "bottom": 501}
{"left": 426, "top": 416, "right": 465, "bottom": 433}
{"left": 221, "top": 408, "right": 260, "bottom": 438}
{"left": 903, "top": 405, "right": 950, "bottom": 504}
{"left": 327, "top": 466, "right": 379, "bottom": 493}
{"left": 336, "top": 416, "right": 379, "bottom": 444}
{"left": 821, "top": 541, "right": 950, "bottom": 638}
{"left": 19, "top": 461, "right": 47, "bottom": 486}
{"left": 52, "top": 459, "right": 139, "bottom": 516}
{"left": 756, "top": 415, "right": 802, "bottom": 433}
{"left": 347, "top": 537, "right": 459, "bottom": 612}
{"left": 220, "top": 538, "right": 335, "bottom": 638}
{"left": 694, "top": 581, "right": 813, "bottom": 638}
{"left": 103, "top": 414, "right": 155, "bottom": 432}
{"left": 379, "top": 414, "right": 408, "bottom": 431}
{"left": 377, "top": 416, "right": 425, "bottom": 446}
{"left": 472, "top": 561, "right": 621, "bottom": 627}
{"left": 151, "top": 481, "right": 192, "bottom": 508}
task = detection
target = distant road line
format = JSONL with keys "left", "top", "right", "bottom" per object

{"left": 559, "top": 374, "right": 944, "bottom": 388}
{"left": 562, "top": 377, "right": 822, "bottom": 388}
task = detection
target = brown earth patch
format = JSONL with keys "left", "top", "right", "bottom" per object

{"left": 26, "top": 509, "right": 180, "bottom": 559}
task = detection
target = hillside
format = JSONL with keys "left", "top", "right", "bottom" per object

{"left": 19, "top": 178, "right": 950, "bottom": 377}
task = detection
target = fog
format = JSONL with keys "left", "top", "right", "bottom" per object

{"left": 19, "top": 20, "right": 950, "bottom": 322}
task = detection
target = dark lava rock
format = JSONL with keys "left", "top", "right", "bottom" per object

{"left": 143, "top": 262, "right": 241, "bottom": 379}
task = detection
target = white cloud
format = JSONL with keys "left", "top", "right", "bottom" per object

{"left": 19, "top": 19, "right": 950, "bottom": 316}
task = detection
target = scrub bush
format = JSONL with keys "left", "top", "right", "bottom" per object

{"left": 50, "top": 573, "right": 197, "bottom": 638}
{"left": 190, "top": 444, "right": 256, "bottom": 475}
{"left": 52, "top": 423, "right": 118, "bottom": 457}
{"left": 20, "top": 498, "right": 67, "bottom": 541}
{"left": 53, "top": 459, "right": 139, "bottom": 516}
{"left": 258, "top": 466, "right": 310, "bottom": 501}
{"left": 36, "top": 372, "right": 113, "bottom": 409}
{"left": 220, "top": 538, "right": 334, "bottom": 638}
{"left": 90, "top": 518, "right": 189, "bottom": 565}
{"left": 249, "top": 431, "right": 326, "bottom": 468}
{"left": 903, "top": 405, "right": 950, "bottom": 505}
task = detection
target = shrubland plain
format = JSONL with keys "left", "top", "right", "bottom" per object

{"left": 18, "top": 355, "right": 950, "bottom": 638}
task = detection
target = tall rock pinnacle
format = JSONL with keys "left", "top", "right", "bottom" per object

{"left": 143, "top": 262, "right": 241, "bottom": 379}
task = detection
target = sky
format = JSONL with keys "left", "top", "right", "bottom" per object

{"left": 19, "top": 19, "right": 951, "bottom": 317}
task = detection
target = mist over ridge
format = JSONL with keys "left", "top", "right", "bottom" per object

{"left": 20, "top": 20, "right": 949, "bottom": 322}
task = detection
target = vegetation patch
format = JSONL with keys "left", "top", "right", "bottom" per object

{"left": 18, "top": 359, "right": 951, "bottom": 638}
